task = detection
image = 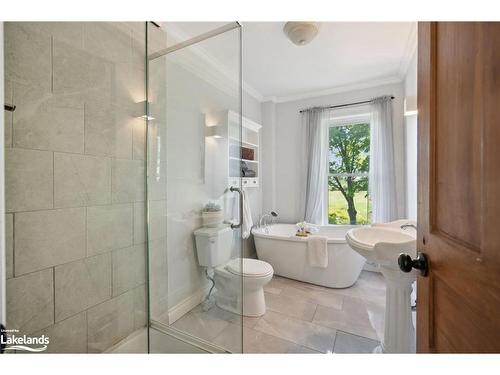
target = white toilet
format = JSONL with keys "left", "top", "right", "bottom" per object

{"left": 194, "top": 225, "right": 273, "bottom": 317}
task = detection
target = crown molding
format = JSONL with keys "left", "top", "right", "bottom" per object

{"left": 160, "top": 22, "right": 265, "bottom": 103}
{"left": 242, "top": 82, "right": 264, "bottom": 102}
{"left": 263, "top": 76, "right": 403, "bottom": 104}
{"left": 398, "top": 22, "right": 418, "bottom": 79}
{"left": 158, "top": 22, "right": 413, "bottom": 105}
{"left": 262, "top": 96, "right": 277, "bottom": 104}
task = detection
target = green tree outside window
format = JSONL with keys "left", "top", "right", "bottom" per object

{"left": 328, "top": 122, "right": 371, "bottom": 225}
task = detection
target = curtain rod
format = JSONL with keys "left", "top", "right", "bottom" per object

{"left": 299, "top": 96, "right": 395, "bottom": 113}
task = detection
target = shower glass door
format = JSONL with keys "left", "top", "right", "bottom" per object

{"left": 146, "top": 22, "right": 243, "bottom": 353}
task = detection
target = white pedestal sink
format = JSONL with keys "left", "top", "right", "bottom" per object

{"left": 346, "top": 220, "right": 417, "bottom": 353}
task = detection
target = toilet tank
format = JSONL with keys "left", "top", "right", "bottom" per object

{"left": 194, "top": 225, "right": 234, "bottom": 267}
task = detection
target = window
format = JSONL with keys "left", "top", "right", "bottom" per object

{"left": 327, "top": 116, "right": 371, "bottom": 225}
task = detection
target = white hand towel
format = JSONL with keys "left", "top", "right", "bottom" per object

{"left": 307, "top": 236, "right": 328, "bottom": 268}
{"left": 241, "top": 189, "right": 253, "bottom": 239}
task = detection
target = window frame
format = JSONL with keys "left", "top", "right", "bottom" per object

{"left": 323, "top": 112, "right": 371, "bottom": 225}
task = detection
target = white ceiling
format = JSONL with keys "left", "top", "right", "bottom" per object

{"left": 162, "top": 22, "right": 416, "bottom": 102}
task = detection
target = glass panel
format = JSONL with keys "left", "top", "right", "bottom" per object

{"left": 147, "top": 22, "right": 243, "bottom": 353}
{"left": 328, "top": 122, "right": 371, "bottom": 225}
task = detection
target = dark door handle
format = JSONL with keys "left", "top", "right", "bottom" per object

{"left": 398, "top": 252, "right": 429, "bottom": 277}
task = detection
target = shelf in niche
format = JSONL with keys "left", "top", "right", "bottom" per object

{"left": 206, "top": 110, "right": 261, "bottom": 190}
{"left": 229, "top": 156, "right": 259, "bottom": 163}
{"left": 229, "top": 137, "right": 259, "bottom": 148}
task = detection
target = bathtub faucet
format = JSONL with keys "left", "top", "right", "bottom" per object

{"left": 259, "top": 211, "right": 278, "bottom": 229}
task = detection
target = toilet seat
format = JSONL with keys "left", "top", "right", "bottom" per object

{"left": 214, "top": 257, "right": 274, "bottom": 317}
{"left": 225, "top": 258, "right": 273, "bottom": 278}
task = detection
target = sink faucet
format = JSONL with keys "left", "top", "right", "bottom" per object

{"left": 400, "top": 224, "right": 417, "bottom": 231}
{"left": 259, "top": 211, "right": 278, "bottom": 229}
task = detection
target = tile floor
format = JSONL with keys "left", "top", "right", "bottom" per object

{"left": 171, "top": 270, "right": 386, "bottom": 353}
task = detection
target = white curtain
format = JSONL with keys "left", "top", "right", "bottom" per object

{"left": 369, "top": 96, "right": 398, "bottom": 223}
{"left": 301, "top": 108, "right": 328, "bottom": 225}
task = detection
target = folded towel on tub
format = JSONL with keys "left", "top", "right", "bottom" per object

{"left": 307, "top": 236, "right": 328, "bottom": 268}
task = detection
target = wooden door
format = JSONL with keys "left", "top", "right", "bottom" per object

{"left": 417, "top": 22, "right": 500, "bottom": 353}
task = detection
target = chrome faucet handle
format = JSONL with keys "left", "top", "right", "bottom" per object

{"left": 259, "top": 211, "right": 278, "bottom": 228}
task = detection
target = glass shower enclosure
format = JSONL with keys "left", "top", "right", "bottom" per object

{"left": 146, "top": 22, "right": 244, "bottom": 353}
{"left": 1, "top": 21, "right": 243, "bottom": 354}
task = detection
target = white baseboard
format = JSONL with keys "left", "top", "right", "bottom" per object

{"left": 167, "top": 285, "right": 211, "bottom": 324}
{"left": 105, "top": 327, "right": 147, "bottom": 353}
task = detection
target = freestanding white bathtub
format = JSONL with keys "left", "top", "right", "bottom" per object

{"left": 252, "top": 224, "right": 366, "bottom": 288}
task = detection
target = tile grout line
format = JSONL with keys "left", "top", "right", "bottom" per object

{"left": 311, "top": 303, "right": 319, "bottom": 322}
{"left": 246, "top": 326, "right": 322, "bottom": 354}
{"left": 9, "top": 83, "right": 14, "bottom": 147}
{"left": 50, "top": 36, "right": 54, "bottom": 93}
{"left": 8, "top": 145, "right": 141, "bottom": 160}
{"left": 110, "top": 249, "right": 114, "bottom": 297}
{"left": 48, "top": 283, "right": 146, "bottom": 350}
{"left": 11, "top": 212, "right": 15, "bottom": 278}
{"left": 336, "top": 328, "right": 380, "bottom": 342}
{"left": 52, "top": 152, "right": 55, "bottom": 208}
{"left": 11, "top": 233, "right": 138, "bottom": 281}
{"left": 255, "top": 308, "right": 339, "bottom": 350}
{"left": 110, "top": 156, "right": 114, "bottom": 206}
{"left": 132, "top": 201, "right": 136, "bottom": 244}
{"left": 331, "top": 329, "right": 338, "bottom": 353}
{"left": 6, "top": 201, "right": 136, "bottom": 215}
{"left": 52, "top": 267, "right": 56, "bottom": 324}
{"left": 107, "top": 156, "right": 112, "bottom": 204}
{"left": 83, "top": 101, "right": 86, "bottom": 155}
{"left": 86, "top": 307, "right": 89, "bottom": 353}
{"left": 85, "top": 206, "right": 88, "bottom": 258}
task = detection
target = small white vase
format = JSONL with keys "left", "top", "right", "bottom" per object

{"left": 201, "top": 211, "right": 224, "bottom": 228}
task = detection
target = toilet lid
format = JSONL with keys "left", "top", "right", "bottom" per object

{"left": 226, "top": 258, "right": 273, "bottom": 278}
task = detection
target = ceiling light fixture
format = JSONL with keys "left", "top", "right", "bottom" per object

{"left": 283, "top": 22, "right": 320, "bottom": 46}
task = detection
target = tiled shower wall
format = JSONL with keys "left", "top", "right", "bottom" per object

{"left": 3, "top": 22, "right": 149, "bottom": 353}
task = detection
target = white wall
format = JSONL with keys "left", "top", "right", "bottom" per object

{"left": 261, "top": 82, "right": 406, "bottom": 224}
{"left": 261, "top": 102, "right": 277, "bottom": 216}
{"left": 156, "top": 41, "right": 262, "bottom": 314}
{"left": 242, "top": 94, "right": 262, "bottom": 258}
{"left": 404, "top": 52, "right": 418, "bottom": 220}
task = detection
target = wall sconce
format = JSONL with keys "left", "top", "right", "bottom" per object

{"left": 134, "top": 100, "right": 155, "bottom": 120}
{"left": 205, "top": 125, "right": 224, "bottom": 138}
{"left": 404, "top": 96, "right": 418, "bottom": 117}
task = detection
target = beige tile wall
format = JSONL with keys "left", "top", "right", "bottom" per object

{"left": 4, "top": 22, "right": 152, "bottom": 353}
